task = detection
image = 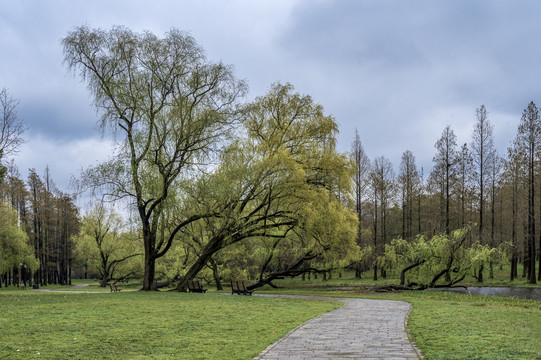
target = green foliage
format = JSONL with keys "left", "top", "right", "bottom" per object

{"left": 74, "top": 204, "right": 142, "bottom": 285}
{"left": 0, "top": 201, "right": 37, "bottom": 273}
{"left": 172, "top": 83, "right": 359, "bottom": 288}
{"left": 63, "top": 25, "right": 247, "bottom": 289}
{"left": 0, "top": 292, "right": 339, "bottom": 359}
{"left": 384, "top": 228, "right": 507, "bottom": 287}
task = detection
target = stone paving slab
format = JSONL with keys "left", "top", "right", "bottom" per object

{"left": 253, "top": 295, "right": 423, "bottom": 360}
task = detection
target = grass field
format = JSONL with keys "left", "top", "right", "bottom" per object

{"left": 0, "top": 291, "right": 340, "bottom": 359}
{"left": 401, "top": 291, "right": 541, "bottom": 359}
{"left": 1, "top": 265, "right": 540, "bottom": 359}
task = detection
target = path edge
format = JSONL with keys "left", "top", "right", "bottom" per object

{"left": 404, "top": 302, "right": 425, "bottom": 359}
{"left": 252, "top": 298, "right": 346, "bottom": 360}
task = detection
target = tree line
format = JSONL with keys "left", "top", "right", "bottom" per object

{"left": 0, "top": 165, "right": 80, "bottom": 287}
{"left": 352, "top": 103, "right": 540, "bottom": 285}
{"left": 0, "top": 88, "right": 80, "bottom": 288}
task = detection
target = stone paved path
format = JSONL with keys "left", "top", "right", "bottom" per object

{"left": 253, "top": 295, "right": 422, "bottom": 360}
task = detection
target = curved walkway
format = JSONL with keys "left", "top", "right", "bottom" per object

{"left": 253, "top": 295, "right": 423, "bottom": 360}
{"left": 32, "top": 284, "right": 110, "bottom": 293}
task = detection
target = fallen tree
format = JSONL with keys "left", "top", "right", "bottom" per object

{"left": 381, "top": 227, "right": 506, "bottom": 289}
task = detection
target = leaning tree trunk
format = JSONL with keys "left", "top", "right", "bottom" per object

{"left": 400, "top": 261, "right": 425, "bottom": 286}
{"left": 175, "top": 238, "right": 224, "bottom": 291}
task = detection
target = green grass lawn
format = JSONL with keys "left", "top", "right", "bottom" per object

{"left": 0, "top": 291, "right": 340, "bottom": 359}
{"left": 401, "top": 291, "right": 541, "bottom": 360}
{"left": 1, "top": 267, "right": 539, "bottom": 359}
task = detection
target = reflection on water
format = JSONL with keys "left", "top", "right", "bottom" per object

{"left": 429, "top": 286, "right": 541, "bottom": 301}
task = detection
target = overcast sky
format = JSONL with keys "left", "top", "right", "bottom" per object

{"left": 2, "top": 0, "right": 541, "bottom": 196}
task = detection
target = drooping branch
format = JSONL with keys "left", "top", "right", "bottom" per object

{"left": 246, "top": 251, "right": 318, "bottom": 291}
{"left": 399, "top": 260, "right": 425, "bottom": 286}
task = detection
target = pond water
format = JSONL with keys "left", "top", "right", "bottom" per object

{"left": 428, "top": 286, "right": 541, "bottom": 301}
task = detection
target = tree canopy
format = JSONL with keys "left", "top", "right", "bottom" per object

{"left": 62, "top": 26, "right": 247, "bottom": 290}
{"left": 168, "top": 83, "right": 358, "bottom": 290}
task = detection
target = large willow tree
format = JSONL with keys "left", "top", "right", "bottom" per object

{"left": 62, "top": 26, "right": 246, "bottom": 290}
{"left": 171, "top": 83, "right": 358, "bottom": 291}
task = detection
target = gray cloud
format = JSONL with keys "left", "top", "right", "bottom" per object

{"left": 274, "top": 0, "right": 541, "bottom": 166}
{"left": 1, "top": 0, "right": 541, "bottom": 191}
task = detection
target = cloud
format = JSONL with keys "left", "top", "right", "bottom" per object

{"left": 1, "top": 0, "right": 540, "bottom": 187}
{"left": 268, "top": 0, "right": 540, "bottom": 168}
{"left": 14, "top": 134, "right": 114, "bottom": 191}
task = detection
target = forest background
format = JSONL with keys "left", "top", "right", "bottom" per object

{"left": 1, "top": 25, "right": 540, "bottom": 291}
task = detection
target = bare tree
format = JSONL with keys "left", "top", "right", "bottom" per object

{"left": 488, "top": 152, "right": 502, "bottom": 279}
{"left": 351, "top": 129, "right": 371, "bottom": 243}
{"left": 371, "top": 156, "right": 395, "bottom": 279}
{"left": 514, "top": 101, "right": 540, "bottom": 284}
{"left": 0, "top": 88, "right": 27, "bottom": 180}
{"left": 455, "top": 144, "right": 474, "bottom": 228}
{"left": 503, "top": 146, "right": 525, "bottom": 281}
{"left": 471, "top": 105, "right": 495, "bottom": 243}
{"left": 433, "top": 125, "right": 458, "bottom": 235}
{"left": 398, "top": 150, "right": 419, "bottom": 240}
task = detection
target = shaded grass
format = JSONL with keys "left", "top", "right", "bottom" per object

{"left": 1, "top": 279, "right": 107, "bottom": 292}
{"left": 0, "top": 291, "right": 340, "bottom": 359}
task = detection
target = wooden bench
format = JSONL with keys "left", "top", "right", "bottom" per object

{"left": 187, "top": 279, "right": 207, "bottom": 293}
{"left": 231, "top": 280, "right": 253, "bottom": 296}
{"left": 109, "top": 284, "right": 121, "bottom": 292}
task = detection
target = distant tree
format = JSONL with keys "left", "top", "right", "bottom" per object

{"left": 0, "top": 165, "right": 29, "bottom": 229}
{"left": 27, "top": 169, "right": 47, "bottom": 285}
{"left": 455, "top": 144, "right": 474, "bottom": 228}
{"left": 62, "top": 26, "right": 247, "bottom": 290}
{"left": 487, "top": 153, "right": 502, "bottom": 279}
{"left": 26, "top": 168, "right": 79, "bottom": 286}
{"left": 433, "top": 125, "right": 458, "bottom": 235}
{"left": 471, "top": 105, "right": 495, "bottom": 242}
{"left": 398, "top": 150, "right": 419, "bottom": 240}
{"left": 350, "top": 129, "right": 371, "bottom": 277}
{"left": 370, "top": 156, "right": 395, "bottom": 280}
{"left": 75, "top": 203, "right": 141, "bottom": 287}
{"left": 0, "top": 88, "right": 27, "bottom": 182}
{"left": 0, "top": 201, "right": 38, "bottom": 287}
{"left": 351, "top": 129, "right": 371, "bottom": 239}
{"left": 54, "top": 192, "right": 80, "bottom": 285}
{"left": 417, "top": 167, "right": 424, "bottom": 235}
{"left": 384, "top": 227, "right": 504, "bottom": 289}
{"left": 513, "top": 102, "right": 540, "bottom": 284}
{"left": 502, "top": 146, "right": 525, "bottom": 281}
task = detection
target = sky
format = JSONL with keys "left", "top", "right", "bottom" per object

{"left": 2, "top": 0, "right": 541, "bottom": 198}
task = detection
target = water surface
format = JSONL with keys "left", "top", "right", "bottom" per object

{"left": 429, "top": 286, "right": 541, "bottom": 301}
